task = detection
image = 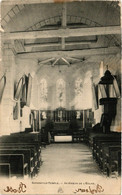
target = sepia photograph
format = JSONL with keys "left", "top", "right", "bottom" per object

{"left": 0, "top": 0, "right": 121, "bottom": 194}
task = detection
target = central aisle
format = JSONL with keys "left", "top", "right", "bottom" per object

{"left": 37, "top": 143, "right": 101, "bottom": 179}
{"left": 32, "top": 143, "right": 120, "bottom": 194}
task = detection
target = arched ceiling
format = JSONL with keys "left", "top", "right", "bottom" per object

{"left": 1, "top": 0, "right": 120, "bottom": 23}
{"left": 1, "top": 1, "right": 120, "bottom": 31}
{"left": 1, "top": 0, "right": 121, "bottom": 66}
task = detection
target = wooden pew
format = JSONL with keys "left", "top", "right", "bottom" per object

{"left": 96, "top": 142, "right": 120, "bottom": 171}
{"left": 93, "top": 139, "right": 120, "bottom": 161}
{"left": 93, "top": 133, "right": 121, "bottom": 145}
{"left": 0, "top": 163, "right": 11, "bottom": 177}
{"left": 0, "top": 132, "right": 42, "bottom": 177}
{"left": 93, "top": 142, "right": 120, "bottom": 175}
{"left": 0, "top": 134, "right": 41, "bottom": 164}
{"left": 0, "top": 154, "right": 27, "bottom": 178}
{"left": 10, "top": 132, "right": 41, "bottom": 148}
{"left": 0, "top": 144, "right": 39, "bottom": 177}
{"left": 92, "top": 136, "right": 120, "bottom": 169}
{"left": 0, "top": 149, "right": 32, "bottom": 177}
{"left": 106, "top": 146, "right": 121, "bottom": 177}
{"left": 84, "top": 129, "right": 121, "bottom": 177}
{"left": 92, "top": 135, "right": 120, "bottom": 159}
{"left": 0, "top": 134, "right": 41, "bottom": 162}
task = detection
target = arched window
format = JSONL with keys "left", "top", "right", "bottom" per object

{"left": 75, "top": 78, "right": 83, "bottom": 109}
{"left": 56, "top": 79, "right": 65, "bottom": 108}
{"left": 39, "top": 79, "right": 48, "bottom": 109}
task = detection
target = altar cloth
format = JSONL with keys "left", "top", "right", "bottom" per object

{"left": 54, "top": 136, "right": 72, "bottom": 142}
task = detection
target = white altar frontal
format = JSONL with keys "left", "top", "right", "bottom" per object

{"left": 54, "top": 135, "right": 72, "bottom": 142}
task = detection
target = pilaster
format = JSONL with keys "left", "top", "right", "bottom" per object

{"left": 0, "top": 42, "right": 16, "bottom": 135}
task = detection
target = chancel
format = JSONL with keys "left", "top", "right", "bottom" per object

{"left": 0, "top": 0, "right": 121, "bottom": 188}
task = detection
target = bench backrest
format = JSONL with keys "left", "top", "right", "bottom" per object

{"left": 0, "top": 149, "right": 31, "bottom": 171}
{"left": 0, "top": 163, "right": 11, "bottom": 177}
{"left": 0, "top": 154, "right": 24, "bottom": 177}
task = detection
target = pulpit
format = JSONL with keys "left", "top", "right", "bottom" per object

{"left": 99, "top": 68, "right": 119, "bottom": 133}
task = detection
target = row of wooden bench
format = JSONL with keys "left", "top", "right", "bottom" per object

{"left": 0, "top": 132, "right": 42, "bottom": 178}
{"left": 85, "top": 131, "right": 121, "bottom": 177}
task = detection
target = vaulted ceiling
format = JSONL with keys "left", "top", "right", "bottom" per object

{"left": 1, "top": 0, "right": 121, "bottom": 66}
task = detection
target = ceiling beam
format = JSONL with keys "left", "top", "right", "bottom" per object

{"left": 14, "top": 40, "right": 25, "bottom": 53}
{"left": 52, "top": 58, "right": 60, "bottom": 66}
{"left": 29, "top": 24, "right": 87, "bottom": 31}
{"left": 61, "top": 57, "right": 70, "bottom": 66}
{"left": 66, "top": 57, "right": 84, "bottom": 62}
{"left": 2, "top": 26, "right": 120, "bottom": 40}
{"left": 38, "top": 58, "right": 55, "bottom": 65}
{"left": 24, "top": 41, "right": 96, "bottom": 51}
{"left": 61, "top": 2, "right": 67, "bottom": 50}
{"left": 17, "top": 47, "right": 120, "bottom": 59}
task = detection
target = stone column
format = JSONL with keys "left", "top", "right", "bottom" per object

{"left": 93, "top": 61, "right": 104, "bottom": 125}
{"left": 39, "top": 110, "right": 41, "bottom": 131}
{"left": 0, "top": 42, "right": 16, "bottom": 135}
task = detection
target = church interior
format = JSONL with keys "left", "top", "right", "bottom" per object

{"left": 0, "top": 0, "right": 121, "bottom": 187}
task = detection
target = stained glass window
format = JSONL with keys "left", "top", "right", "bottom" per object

{"left": 75, "top": 78, "right": 83, "bottom": 109}
{"left": 83, "top": 73, "right": 92, "bottom": 109}
{"left": 56, "top": 79, "right": 65, "bottom": 107}
{"left": 39, "top": 79, "right": 48, "bottom": 109}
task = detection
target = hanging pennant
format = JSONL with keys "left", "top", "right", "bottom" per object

{"left": 13, "top": 102, "right": 19, "bottom": 120}
{"left": 26, "top": 73, "right": 32, "bottom": 107}
{"left": 91, "top": 77, "right": 98, "bottom": 110}
{"left": 21, "top": 75, "right": 28, "bottom": 107}
{"left": 91, "top": 80, "right": 98, "bottom": 110}
{"left": 14, "top": 77, "right": 23, "bottom": 101}
{"left": 0, "top": 75, "right": 6, "bottom": 103}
